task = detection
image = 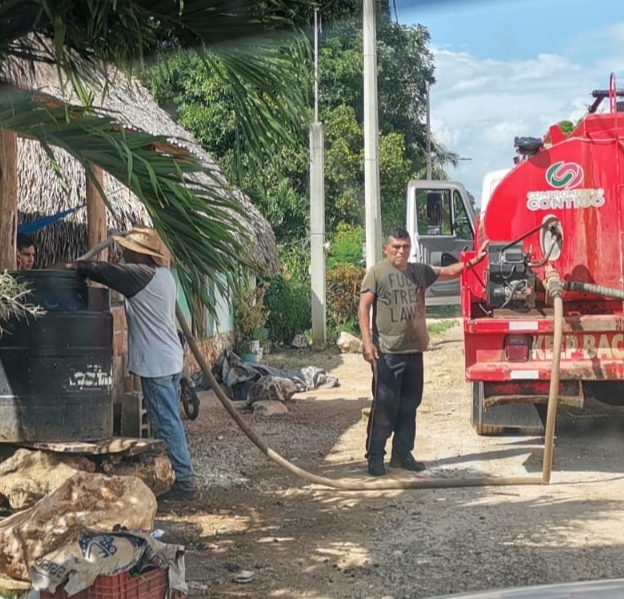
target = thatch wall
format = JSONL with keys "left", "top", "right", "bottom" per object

{"left": 5, "top": 58, "right": 280, "bottom": 273}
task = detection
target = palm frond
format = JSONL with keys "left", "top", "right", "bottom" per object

{"left": 0, "top": 1, "right": 311, "bottom": 157}
{"left": 1, "top": 88, "right": 252, "bottom": 312}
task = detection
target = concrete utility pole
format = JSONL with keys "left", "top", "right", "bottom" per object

{"left": 363, "top": 0, "right": 382, "bottom": 269}
{"left": 310, "top": 8, "right": 327, "bottom": 348}
{"left": 426, "top": 81, "right": 432, "bottom": 180}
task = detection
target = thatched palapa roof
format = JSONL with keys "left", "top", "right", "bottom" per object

{"left": 5, "top": 60, "right": 279, "bottom": 274}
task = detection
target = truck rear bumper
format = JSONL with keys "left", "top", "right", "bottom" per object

{"left": 465, "top": 314, "right": 624, "bottom": 382}
{"left": 466, "top": 359, "right": 624, "bottom": 382}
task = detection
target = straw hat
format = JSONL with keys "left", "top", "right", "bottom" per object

{"left": 113, "top": 227, "right": 168, "bottom": 266}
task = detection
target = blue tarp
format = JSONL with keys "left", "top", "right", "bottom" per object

{"left": 18, "top": 203, "right": 86, "bottom": 234}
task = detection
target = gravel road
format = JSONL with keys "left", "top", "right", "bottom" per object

{"left": 156, "top": 320, "right": 624, "bottom": 599}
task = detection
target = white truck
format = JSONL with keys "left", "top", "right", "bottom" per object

{"left": 405, "top": 171, "right": 510, "bottom": 305}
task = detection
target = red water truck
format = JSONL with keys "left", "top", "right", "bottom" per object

{"left": 461, "top": 74, "right": 624, "bottom": 434}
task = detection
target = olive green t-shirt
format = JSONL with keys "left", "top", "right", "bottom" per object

{"left": 361, "top": 260, "right": 440, "bottom": 353}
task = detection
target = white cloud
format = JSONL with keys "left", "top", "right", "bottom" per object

{"left": 428, "top": 28, "right": 624, "bottom": 204}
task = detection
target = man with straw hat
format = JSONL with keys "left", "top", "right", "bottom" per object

{"left": 63, "top": 227, "right": 196, "bottom": 500}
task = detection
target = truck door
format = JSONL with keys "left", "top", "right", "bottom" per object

{"left": 406, "top": 180, "right": 476, "bottom": 305}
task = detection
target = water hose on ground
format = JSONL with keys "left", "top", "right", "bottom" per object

{"left": 176, "top": 303, "right": 561, "bottom": 491}
{"left": 82, "top": 235, "right": 564, "bottom": 490}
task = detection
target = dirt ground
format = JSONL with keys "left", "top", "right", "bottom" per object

{"left": 157, "top": 319, "right": 624, "bottom": 599}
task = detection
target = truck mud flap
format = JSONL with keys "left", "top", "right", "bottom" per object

{"left": 471, "top": 382, "right": 545, "bottom": 435}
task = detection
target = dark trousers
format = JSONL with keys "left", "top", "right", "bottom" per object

{"left": 366, "top": 352, "right": 424, "bottom": 460}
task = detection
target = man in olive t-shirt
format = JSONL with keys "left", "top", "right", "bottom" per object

{"left": 358, "top": 227, "right": 488, "bottom": 476}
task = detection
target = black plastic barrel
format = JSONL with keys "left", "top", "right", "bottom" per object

{"left": 0, "top": 270, "right": 113, "bottom": 443}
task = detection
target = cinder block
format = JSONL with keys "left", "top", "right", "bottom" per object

{"left": 120, "top": 391, "right": 151, "bottom": 438}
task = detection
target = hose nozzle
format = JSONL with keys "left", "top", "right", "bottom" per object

{"left": 545, "top": 266, "right": 564, "bottom": 299}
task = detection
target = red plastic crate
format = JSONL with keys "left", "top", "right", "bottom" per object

{"left": 40, "top": 567, "right": 184, "bottom": 599}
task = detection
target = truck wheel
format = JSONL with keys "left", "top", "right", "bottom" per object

{"left": 471, "top": 382, "right": 505, "bottom": 436}
{"left": 582, "top": 381, "right": 624, "bottom": 406}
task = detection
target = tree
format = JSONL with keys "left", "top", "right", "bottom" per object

{"left": 558, "top": 120, "right": 575, "bottom": 136}
{"left": 144, "top": 3, "right": 457, "bottom": 244}
{"left": 0, "top": 0, "right": 309, "bottom": 308}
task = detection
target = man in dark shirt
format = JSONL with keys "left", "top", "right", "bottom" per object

{"left": 63, "top": 227, "right": 196, "bottom": 500}
{"left": 358, "top": 227, "right": 488, "bottom": 476}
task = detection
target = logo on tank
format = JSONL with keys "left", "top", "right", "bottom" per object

{"left": 545, "top": 161, "right": 584, "bottom": 189}
{"left": 526, "top": 161, "right": 604, "bottom": 211}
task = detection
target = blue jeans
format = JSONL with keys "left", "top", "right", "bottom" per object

{"left": 366, "top": 352, "right": 424, "bottom": 459}
{"left": 140, "top": 373, "right": 196, "bottom": 485}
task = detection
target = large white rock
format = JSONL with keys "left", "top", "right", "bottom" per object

{"left": 111, "top": 453, "right": 175, "bottom": 497}
{"left": 0, "top": 471, "right": 156, "bottom": 581}
{"left": 336, "top": 331, "right": 363, "bottom": 354}
{"left": 0, "top": 449, "right": 95, "bottom": 511}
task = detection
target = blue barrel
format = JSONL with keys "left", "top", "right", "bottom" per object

{"left": 0, "top": 270, "right": 113, "bottom": 442}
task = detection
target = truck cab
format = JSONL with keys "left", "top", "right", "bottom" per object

{"left": 405, "top": 179, "right": 476, "bottom": 305}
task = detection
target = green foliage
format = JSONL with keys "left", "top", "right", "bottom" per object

{"left": 142, "top": 3, "right": 456, "bottom": 249}
{"left": 327, "top": 224, "right": 364, "bottom": 268}
{"left": 1, "top": 0, "right": 311, "bottom": 316}
{"left": 326, "top": 262, "right": 365, "bottom": 334}
{"left": 558, "top": 120, "right": 575, "bottom": 136}
{"left": 427, "top": 319, "right": 458, "bottom": 336}
{"left": 233, "top": 284, "right": 268, "bottom": 353}
{"left": 263, "top": 242, "right": 312, "bottom": 344}
{"left": 264, "top": 275, "right": 311, "bottom": 344}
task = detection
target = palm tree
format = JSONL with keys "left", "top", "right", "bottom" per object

{"left": 0, "top": 0, "right": 309, "bottom": 309}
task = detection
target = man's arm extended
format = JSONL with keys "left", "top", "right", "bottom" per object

{"left": 62, "top": 261, "right": 155, "bottom": 298}
{"left": 438, "top": 240, "right": 489, "bottom": 281}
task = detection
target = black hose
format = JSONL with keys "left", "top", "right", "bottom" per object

{"left": 564, "top": 281, "right": 624, "bottom": 300}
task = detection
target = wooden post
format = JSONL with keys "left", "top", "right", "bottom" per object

{"left": 86, "top": 165, "right": 108, "bottom": 261}
{"left": 0, "top": 130, "right": 18, "bottom": 271}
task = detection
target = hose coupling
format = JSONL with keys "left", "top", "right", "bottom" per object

{"left": 545, "top": 266, "right": 564, "bottom": 299}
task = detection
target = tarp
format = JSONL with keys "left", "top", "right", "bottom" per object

{"left": 18, "top": 204, "right": 86, "bottom": 234}
{"left": 201, "top": 349, "right": 340, "bottom": 401}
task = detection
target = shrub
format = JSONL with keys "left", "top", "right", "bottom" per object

{"left": 233, "top": 285, "right": 267, "bottom": 353}
{"left": 264, "top": 275, "right": 311, "bottom": 344}
{"left": 326, "top": 262, "right": 365, "bottom": 338}
{"left": 327, "top": 224, "right": 365, "bottom": 268}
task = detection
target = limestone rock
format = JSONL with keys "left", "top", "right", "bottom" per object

{"left": 110, "top": 453, "right": 175, "bottom": 497}
{"left": 290, "top": 334, "right": 309, "bottom": 349}
{"left": 251, "top": 400, "right": 289, "bottom": 416}
{"left": 0, "top": 449, "right": 95, "bottom": 511}
{"left": 0, "top": 471, "right": 156, "bottom": 581}
{"left": 336, "top": 331, "right": 363, "bottom": 354}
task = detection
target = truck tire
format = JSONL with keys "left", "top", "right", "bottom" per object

{"left": 581, "top": 381, "right": 624, "bottom": 407}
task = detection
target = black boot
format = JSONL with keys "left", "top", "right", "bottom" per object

{"left": 389, "top": 453, "right": 426, "bottom": 472}
{"left": 368, "top": 456, "right": 386, "bottom": 476}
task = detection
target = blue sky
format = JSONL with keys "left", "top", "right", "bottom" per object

{"left": 392, "top": 0, "right": 624, "bottom": 201}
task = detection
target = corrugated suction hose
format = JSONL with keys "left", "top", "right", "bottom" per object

{"left": 564, "top": 281, "right": 624, "bottom": 300}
